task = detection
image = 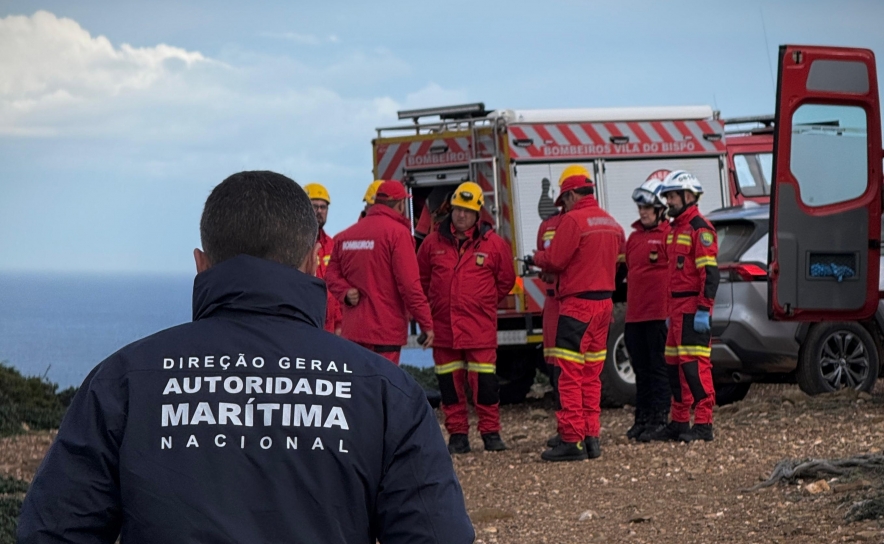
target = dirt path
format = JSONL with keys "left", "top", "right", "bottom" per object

{"left": 3, "top": 384, "right": 883, "bottom": 543}
{"left": 452, "top": 383, "right": 884, "bottom": 543}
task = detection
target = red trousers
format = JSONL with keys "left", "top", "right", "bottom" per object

{"left": 549, "top": 297, "right": 613, "bottom": 443}
{"left": 433, "top": 347, "right": 500, "bottom": 435}
{"left": 542, "top": 292, "right": 560, "bottom": 365}
{"left": 665, "top": 299, "right": 715, "bottom": 424}
{"left": 357, "top": 343, "right": 401, "bottom": 365}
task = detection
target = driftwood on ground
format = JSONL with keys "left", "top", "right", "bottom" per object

{"left": 743, "top": 454, "right": 884, "bottom": 493}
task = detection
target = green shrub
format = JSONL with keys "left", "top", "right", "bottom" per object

{"left": 0, "top": 362, "right": 74, "bottom": 437}
{"left": 0, "top": 476, "right": 28, "bottom": 543}
{"left": 401, "top": 365, "right": 439, "bottom": 392}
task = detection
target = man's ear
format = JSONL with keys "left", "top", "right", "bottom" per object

{"left": 300, "top": 243, "right": 320, "bottom": 275}
{"left": 194, "top": 248, "right": 213, "bottom": 273}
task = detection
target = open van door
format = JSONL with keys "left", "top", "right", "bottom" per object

{"left": 769, "top": 45, "right": 883, "bottom": 321}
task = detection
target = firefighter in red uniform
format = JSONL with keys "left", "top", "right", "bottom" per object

{"left": 623, "top": 171, "right": 672, "bottom": 440}
{"left": 536, "top": 207, "right": 565, "bottom": 449}
{"left": 304, "top": 183, "right": 342, "bottom": 335}
{"left": 531, "top": 165, "right": 625, "bottom": 462}
{"left": 418, "top": 182, "right": 516, "bottom": 454}
{"left": 326, "top": 180, "right": 434, "bottom": 363}
{"left": 640, "top": 170, "right": 719, "bottom": 443}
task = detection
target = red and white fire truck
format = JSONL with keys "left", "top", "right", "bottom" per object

{"left": 373, "top": 104, "right": 763, "bottom": 404}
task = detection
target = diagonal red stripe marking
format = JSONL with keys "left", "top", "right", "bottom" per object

{"left": 628, "top": 122, "right": 652, "bottom": 144}
{"left": 557, "top": 124, "right": 582, "bottom": 146}
{"left": 604, "top": 123, "right": 623, "bottom": 138}
{"left": 651, "top": 121, "right": 675, "bottom": 143}
{"left": 382, "top": 143, "right": 410, "bottom": 180}
{"left": 509, "top": 126, "right": 543, "bottom": 157}
{"left": 579, "top": 123, "right": 605, "bottom": 145}
{"left": 697, "top": 120, "right": 727, "bottom": 151}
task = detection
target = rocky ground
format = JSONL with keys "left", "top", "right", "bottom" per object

{"left": 2, "top": 383, "right": 884, "bottom": 543}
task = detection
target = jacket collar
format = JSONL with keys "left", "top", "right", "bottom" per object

{"left": 366, "top": 204, "right": 411, "bottom": 229}
{"left": 439, "top": 215, "right": 493, "bottom": 244}
{"left": 631, "top": 219, "right": 668, "bottom": 232}
{"left": 672, "top": 203, "right": 700, "bottom": 227}
{"left": 570, "top": 195, "right": 599, "bottom": 212}
{"left": 192, "top": 255, "right": 326, "bottom": 328}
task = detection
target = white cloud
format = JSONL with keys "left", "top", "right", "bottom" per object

{"left": 0, "top": 11, "right": 207, "bottom": 134}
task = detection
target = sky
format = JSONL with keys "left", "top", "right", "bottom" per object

{"left": 1, "top": 0, "right": 882, "bottom": 274}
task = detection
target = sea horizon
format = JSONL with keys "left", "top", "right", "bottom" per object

{"left": 0, "top": 270, "right": 432, "bottom": 389}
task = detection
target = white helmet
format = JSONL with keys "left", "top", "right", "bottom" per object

{"left": 632, "top": 170, "right": 669, "bottom": 208}
{"left": 659, "top": 170, "right": 703, "bottom": 196}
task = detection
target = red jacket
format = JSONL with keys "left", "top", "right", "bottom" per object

{"left": 625, "top": 220, "right": 670, "bottom": 322}
{"left": 536, "top": 211, "right": 564, "bottom": 298}
{"left": 315, "top": 228, "right": 342, "bottom": 333}
{"left": 666, "top": 205, "right": 719, "bottom": 313}
{"left": 417, "top": 219, "right": 516, "bottom": 349}
{"left": 534, "top": 196, "right": 625, "bottom": 299}
{"left": 326, "top": 205, "right": 434, "bottom": 346}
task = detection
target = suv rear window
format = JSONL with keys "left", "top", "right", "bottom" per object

{"left": 733, "top": 153, "right": 772, "bottom": 197}
{"left": 713, "top": 221, "right": 756, "bottom": 263}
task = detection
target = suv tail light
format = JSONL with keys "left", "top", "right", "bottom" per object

{"left": 722, "top": 263, "right": 768, "bottom": 282}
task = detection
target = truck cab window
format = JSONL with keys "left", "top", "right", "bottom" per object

{"left": 733, "top": 153, "right": 772, "bottom": 197}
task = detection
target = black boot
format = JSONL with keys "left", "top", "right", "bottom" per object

{"left": 482, "top": 433, "right": 508, "bottom": 452}
{"left": 546, "top": 433, "right": 561, "bottom": 448}
{"left": 626, "top": 412, "right": 650, "bottom": 440}
{"left": 584, "top": 436, "right": 601, "bottom": 459}
{"left": 448, "top": 433, "right": 470, "bottom": 454}
{"left": 638, "top": 421, "right": 689, "bottom": 442}
{"left": 541, "top": 441, "right": 588, "bottom": 462}
{"left": 678, "top": 423, "right": 714, "bottom": 443}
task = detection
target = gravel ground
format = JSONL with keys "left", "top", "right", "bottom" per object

{"left": 3, "top": 383, "right": 884, "bottom": 543}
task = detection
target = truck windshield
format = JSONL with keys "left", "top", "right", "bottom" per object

{"left": 733, "top": 153, "right": 772, "bottom": 197}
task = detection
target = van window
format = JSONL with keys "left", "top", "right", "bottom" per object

{"left": 790, "top": 104, "right": 868, "bottom": 207}
{"left": 733, "top": 153, "right": 772, "bottom": 197}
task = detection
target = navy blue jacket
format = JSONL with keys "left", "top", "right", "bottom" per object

{"left": 18, "top": 255, "right": 474, "bottom": 544}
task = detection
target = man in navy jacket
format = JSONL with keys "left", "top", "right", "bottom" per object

{"left": 17, "top": 171, "right": 474, "bottom": 544}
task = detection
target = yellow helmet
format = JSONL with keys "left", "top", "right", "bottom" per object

{"left": 558, "top": 165, "right": 592, "bottom": 187}
{"left": 450, "top": 181, "right": 484, "bottom": 212}
{"left": 304, "top": 183, "right": 331, "bottom": 204}
{"left": 363, "top": 180, "right": 384, "bottom": 205}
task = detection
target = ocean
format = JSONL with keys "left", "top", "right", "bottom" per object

{"left": 0, "top": 272, "right": 432, "bottom": 389}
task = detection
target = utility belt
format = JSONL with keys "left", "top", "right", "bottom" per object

{"left": 574, "top": 290, "right": 613, "bottom": 300}
{"left": 671, "top": 291, "right": 699, "bottom": 298}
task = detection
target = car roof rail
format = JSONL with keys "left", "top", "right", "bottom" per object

{"left": 723, "top": 114, "right": 776, "bottom": 136}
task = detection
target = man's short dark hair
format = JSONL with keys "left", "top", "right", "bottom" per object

{"left": 574, "top": 186, "right": 595, "bottom": 197}
{"left": 200, "top": 171, "right": 318, "bottom": 268}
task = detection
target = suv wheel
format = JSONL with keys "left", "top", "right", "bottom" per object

{"left": 600, "top": 303, "right": 636, "bottom": 407}
{"left": 797, "top": 322, "right": 879, "bottom": 395}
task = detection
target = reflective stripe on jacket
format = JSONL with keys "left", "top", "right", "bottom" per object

{"left": 666, "top": 205, "right": 719, "bottom": 313}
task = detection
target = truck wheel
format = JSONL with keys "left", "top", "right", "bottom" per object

{"left": 797, "top": 322, "right": 879, "bottom": 395}
{"left": 497, "top": 345, "right": 543, "bottom": 405}
{"left": 714, "top": 383, "right": 751, "bottom": 406}
{"left": 600, "top": 303, "right": 636, "bottom": 407}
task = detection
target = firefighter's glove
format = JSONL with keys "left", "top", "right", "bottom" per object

{"left": 521, "top": 254, "right": 535, "bottom": 268}
{"left": 693, "top": 310, "right": 711, "bottom": 334}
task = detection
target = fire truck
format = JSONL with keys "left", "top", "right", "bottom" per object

{"left": 374, "top": 104, "right": 749, "bottom": 404}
